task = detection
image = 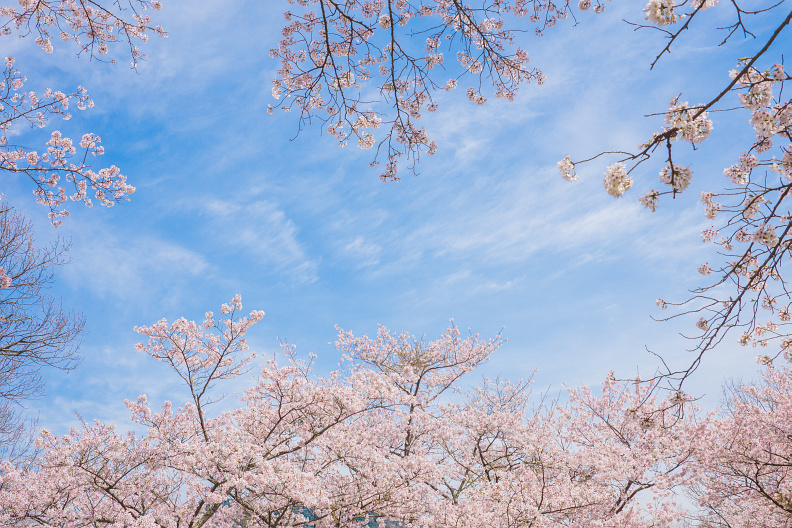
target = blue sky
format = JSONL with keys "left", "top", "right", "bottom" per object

{"left": 4, "top": 1, "right": 789, "bottom": 432}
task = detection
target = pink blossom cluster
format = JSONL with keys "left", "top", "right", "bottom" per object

{"left": 684, "top": 61, "right": 792, "bottom": 354}
{"left": 133, "top": 295, "right": 263, "bottom": 390}
{"left": 644, "top": 0, "right": 719, "bottom": 27}
{"left": 691, "top": 365, "right": 792, "bottom": 527}
{"left": 557, "top": 154, "right": 576, "bottom": 182}
{"left": 658, "top": 163, "right": 692, "bottom": 193}
{"left": 0, "top": 1, "right": 165, "bottom": 223}
{"left": 638, "top": 189, "right": 659, "bottom": 212}
{"left": 0, "top": 0, "right": 165, "bottom": 66}
{"left": 663, "top": 98, "right": 714, "bottom": 144}
{"left": 0, "top": 58, "right": 136, "bottom": 224}
{"left": 643, "top": 0, "right": 684, "bottom": 26}
{"left": 603, "top": 162, "right": 632, "bottom": 198}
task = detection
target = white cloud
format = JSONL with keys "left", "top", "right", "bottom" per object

{"left": 196, "top": 198, "right": 319, "bottom": 285}
{"left": 343, "top": 236, "right": 382, "bottom": 268}
{"left": 61, "top": 221, "right": 212, "bottom": 302}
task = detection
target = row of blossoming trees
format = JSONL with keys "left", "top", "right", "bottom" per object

{"left": 0, "top": 297, "right": 789, "bottom": 528}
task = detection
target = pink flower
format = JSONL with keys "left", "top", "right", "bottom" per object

{"left": 639, "top": 190, "right": 660, "bottom": 212}
{"left": 659, "top": 164, "right": 693, "bottom": 192}
{"left": 0, "top": 266, "right": 11, "bottom": 288}
{"left": 701, "top": 228, "right": 718, "bottom": 243}
{"left": 753, "top": 224, "right": 779, "bottom": 247}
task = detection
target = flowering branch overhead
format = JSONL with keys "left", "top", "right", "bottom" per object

{"left": 555, "top": 1, "right": 792, "bottom": 386}
{"left": 271, "top": 0, "right": 562, "bottom": 180}
{"left": 276, "top": 0, "right": 792, "bottom": 385}
{"left": 0, "top": 0, "right": 166, "bottom": 224}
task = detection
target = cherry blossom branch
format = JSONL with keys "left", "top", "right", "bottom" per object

{"left": 558, "top": 2, "right": 792, "bottom": 389}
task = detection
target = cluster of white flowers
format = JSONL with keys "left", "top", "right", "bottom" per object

{"left": 701, "top": 228, "right": 718, "bottom": 243}
{"left": 665, "top": 100, "right": 713, "bottom": 143}
{"left": 700, "top": 192, "right": 722, "bottom": 219}
{"left": 692, "top": 0, "right": 719, "bottom": 9}
{"left": 658, "top": 164, "right": 693, "bottom": 192}
{"left": 770, "top": 148, "right": 792, "bottom": 180}
{"left": 557, "top": 155, "right": 577, "bottom": 182}
{"left": 639, "top": 190, "right": 660, "bottom": 212}
{"left": 753, "top": 224, "right": 779, "bottom": 247}
{"left": 742, "top": 194, "right": 764, "bottom": 219}
{"left": 644, "top": 0, "right": 682, "bottom": 26}
{"left": 603, "top": 162, "right": 632, "bottom": 198}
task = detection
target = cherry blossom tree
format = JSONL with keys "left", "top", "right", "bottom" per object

{"left": 0, "top": 0, "right": 166, "bottom": 224}
{"left": 690, "top": 364, "right": 792, "bottom": 528}
{"left": 0, "top": 297, "right": 706, "bottom": 528}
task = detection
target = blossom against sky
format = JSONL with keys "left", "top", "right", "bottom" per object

{"left": 3, "top": 0, "right": 786, "bottom": 432}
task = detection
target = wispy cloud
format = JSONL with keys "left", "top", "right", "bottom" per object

{"left": 60, "top": 219, "right": 212, "bottom": 303}
{"left": 191, "top": 198, "right": 319, "bottom": 285}
{"left": 343, "top": 236, "right": 382, "bottom": 268}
